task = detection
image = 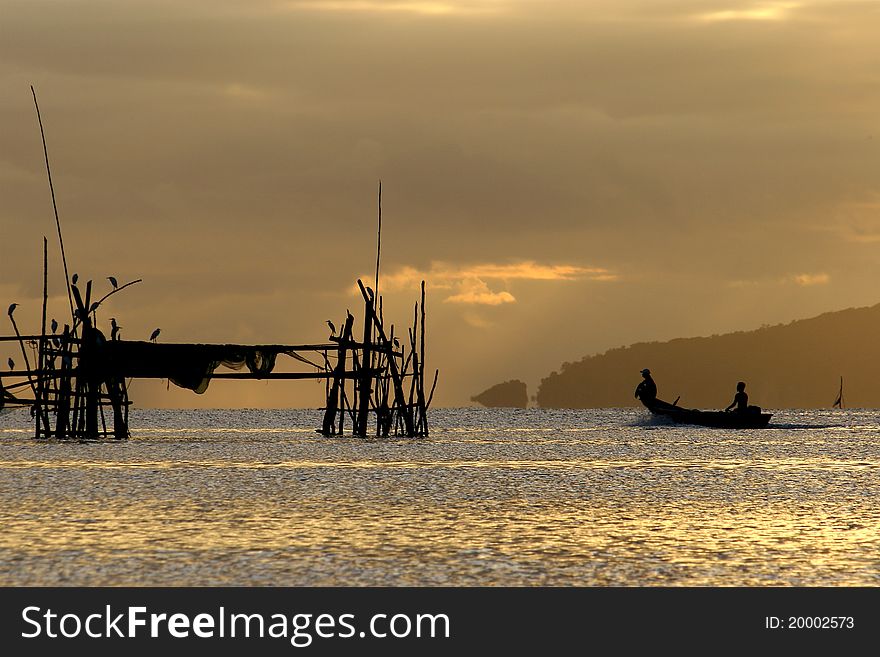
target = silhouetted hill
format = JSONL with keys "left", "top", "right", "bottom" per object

{"left": 471, "top": 380, "right": 528, "bottom": 408}
{"left": 536, "top": 304, "right": 880, "bottom": 409}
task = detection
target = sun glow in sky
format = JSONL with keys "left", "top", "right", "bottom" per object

{"left": 2, "top": 0, "right": 880, "bottom": 406}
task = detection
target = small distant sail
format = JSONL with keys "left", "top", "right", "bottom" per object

{"left": 832, "top": 376, "right": 844, "bottom": 409}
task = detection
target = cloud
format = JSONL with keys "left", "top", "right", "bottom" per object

{"left": 792, "top": 272, "right": 829, "bottom": 286}
{"left": 460, "top": 262, "right": 607, "bottom": 281}
{"left": 283, "top": 0, "right": 505, "bottom": 16}
{"left": 728, "top": 272, "right": 830, "bottom": 288}
{"left": 381, "top": 261, "right": 614, "bottom": 289}
{"left": 695, "top": 2, "right": 801, "bottom": 22}
{"left": 371, "top": 260, "right": 615, "bottom": 306}
{"left": 445, "top": 278, "right": 516, "bottom": 305}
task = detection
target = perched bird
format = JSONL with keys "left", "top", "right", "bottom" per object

{"left": 150, "top": 328, "right": 161, "bottom": 342}
{"left": 108, "top": 276, "right": 118, "bottom": 290}
{"left": 393, "top": 337, "right": 400, "bottom": 349}
{"left": 111, "top": 318, "right": 121, "bottom": 341}
{"left": 7, "top": 358, "right": 13, "bottom": 371}
{"left": 51, "top": 318, "right": 58, "bottom": 334}
{"left": 7, "top": 303, "right": 17, "bottom": 317}
{"left": 327, "top": 320, "right": 336, "bottom": 336}
{"left": 71, "top": 273, "right": 78, "bottom": 285}
{"left": 89, "top": 302, "right": 99, "bottom": 314}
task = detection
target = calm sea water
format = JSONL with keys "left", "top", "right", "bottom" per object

{"left": 0, "top": 407, "right": 878, "bottom": 586}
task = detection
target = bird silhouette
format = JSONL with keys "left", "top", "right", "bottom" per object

{"left": 327, "top": 320, "right": 336, "bottom": 336}
{"left": 89, "top": 302, "right": 99, "bottom": 314}
{"left": 393, "top": 337, "right": 400, "bottom": 348}
{"left": 7, "top": 303, "right": 17, "bottom": 317}
{"left": 150, "top": 328, "right": 161, "bottom": 342}
{"left": 51, "top": 318, "right": 58, "bottom": 334}
{"left": 71, "top": 273, "right": 78, "bottom": 285}
{"left": 108, "top": 276, "right": 118, "bottom": 290}
{"left": 7, "top": 358, "right": 14, "bottom": 371}
{"left": 111, "top": 318, "right": 121, "bottom": 340}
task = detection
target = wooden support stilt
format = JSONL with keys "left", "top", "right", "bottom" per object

{"left": 55, "top": 325, "right": 71, "bottom": 438}
{"left": 37, "top": 237, "right": 50, "bottom": 437}
{"left": 357, "top": 279, "right": 415, "bottom": 436}
{"left": 322, "top": 314, "right": 354, "bottom": 436}
{"left": 417, "top": 280, "right": 428, "bottom": 435}
{"left": 356, "top": 292, "right": 374, "bottom": 437}
{"left": 85, "top": 351, "right": 100, "bottom": 439}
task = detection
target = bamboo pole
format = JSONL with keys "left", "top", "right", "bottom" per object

{"left": 0, "top": 335, "right": 80, "bottom": 342}
{"left": 55, "top": 325, "right": 71, "bottom": 438}
{"left": 93, "top": 279, "right": 143, "bottom": 309}
{"left": 213, "top": 370, "right": 365, "bottom": 380}
{"left": 36, "top": 237, "right": 50, "bottom": 437}
{"left": 356, "top": 292, "right": 374, "bottom": 436}
{"left": 322, "top": 313, "right": 354, "bottom": 435}
{"left": 407, "top": 303, "right": 418, "bottom": 429}
{"left": 426, "top": 369, "right": 439, "bottom": 409}
{"left": 31, "top": 86, "right": 75, "bottom": 323}
{"left": 418, "top": 281, "right": 428, "bottom": 435}
{"left": 338, "top": 323, "right": 347, "bottom": 436}
{"left": 377, "top": 324, "right": 393, "bottom": 436}
{"left": 375, "top": 180, "right": 382, "bottom": 301}
{"left": 357, "top": 279, "right": 414, "bottom": 436}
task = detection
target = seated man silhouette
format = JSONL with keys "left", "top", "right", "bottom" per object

{"left": 634, "top": 368, "right": 657, "bottom": 404}
{"left": 724, "top": 381, "right": 749, "bottom": 413}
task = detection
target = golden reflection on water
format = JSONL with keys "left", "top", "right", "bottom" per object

{"left": 2, "top": 498, "right": 878, "bottom": 586}
{"left": 0, "top": 457, "right": 877, "bottom": 471}
{"left": 1, "top": 408, "right": 879, "bottom": 585}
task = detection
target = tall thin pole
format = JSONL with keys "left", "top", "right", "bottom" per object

{"left": 372, "top": 180, "right": 382, "bottom": 400}
{"left": 31, "top": 86, "right": 74, "bottom": 322}
{"left": 375, "top": 180, "right": 382, "bottom": 299}
{"left": 38, "top": 237, "right": 49, "bottom": 436}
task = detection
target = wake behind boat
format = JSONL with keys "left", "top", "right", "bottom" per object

{"left": 642, "top": 397, "right": 772, "bottom": 429}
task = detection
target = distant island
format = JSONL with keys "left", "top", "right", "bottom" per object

{"left": 475, "top": 303, "right": 880, "bottom": 409}
{"left": 470, "top": 380, "right": 528, "bottom": 408}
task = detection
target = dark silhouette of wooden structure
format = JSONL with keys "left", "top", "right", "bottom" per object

{"left": 1, "top": 269, "right": 435, "bottom": 439}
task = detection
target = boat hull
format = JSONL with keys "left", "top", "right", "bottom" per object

{"left": 642, "top": 398, "right": 772, "bottom": 429}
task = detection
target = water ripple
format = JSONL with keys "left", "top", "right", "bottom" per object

{"left": 1, "top": 407, "right": 879, "bottom": 585}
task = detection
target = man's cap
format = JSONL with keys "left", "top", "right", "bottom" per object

{"left": 641, "top": 368, "right": 651, "bottom": 375}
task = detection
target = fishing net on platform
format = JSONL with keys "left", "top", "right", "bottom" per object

{"left": 96, "top": 342, "right": 306, "bottom": 394}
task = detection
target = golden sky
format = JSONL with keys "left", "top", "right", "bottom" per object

{"left": 2, "top": 0, "right": 880, "bottom": 407}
